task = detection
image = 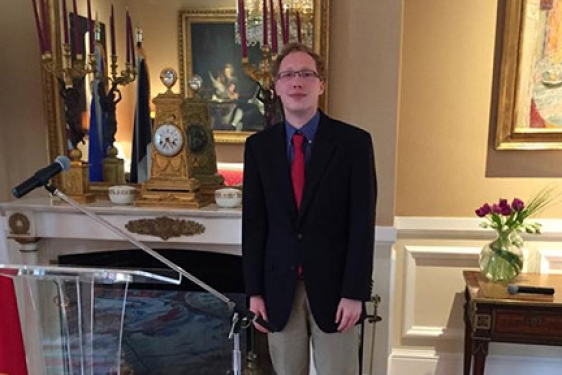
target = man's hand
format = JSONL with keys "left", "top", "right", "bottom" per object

{"left": 250, "top": 295, "right": 270, "bottom": 333}
{"left": 335, "top": 298, "right": 362, "bottom": 332}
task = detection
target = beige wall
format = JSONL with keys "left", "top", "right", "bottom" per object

{"left": 329, "top": 0, "right": 400, "bottom": 226}
{"left": 397, "top": 0, "right": 562, "bottom": 218}
{"left": 0, "top": 1, "right": 48, "bottom": 202}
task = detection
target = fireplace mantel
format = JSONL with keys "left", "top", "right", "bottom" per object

{"left": 1, "top": 197, "right": 243, "bottom": 265}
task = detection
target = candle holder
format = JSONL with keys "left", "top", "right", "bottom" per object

{"left": 95, "top": 17, "right": 137, "bottom": 185}
{"left": 41, "top": 42, "right": 98, "bottom": 151}
{"left": 41, "top": 46, "right": 97, "bottom": 90}
{"left": 98, "top": 51, "right": 136, "bottom": 185}
{"left": 109, "top": 55, "right": 136, "bottom": 87}
{"left": 41, "top": 47, "right": 99, "bottom": 203}
{"left": 241, "top": 45, "right": 283, "bottom": 128}
{"left": 242, "top": 45, "right": 273, "bottom": 90}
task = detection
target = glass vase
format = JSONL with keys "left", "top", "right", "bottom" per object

{"left": 479, "top": 232, "right": 524, "bottom": 282}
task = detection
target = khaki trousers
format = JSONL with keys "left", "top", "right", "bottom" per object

{"left": 267, "top": 281, "right": 358, "bottom": 375}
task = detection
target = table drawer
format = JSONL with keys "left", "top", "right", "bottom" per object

{"left": 495, "top": 310, "right": 562, "bottom": 336}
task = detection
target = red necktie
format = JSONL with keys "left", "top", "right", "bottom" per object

{"left": 291, "top": 133, "right": 305, "bottom": 209}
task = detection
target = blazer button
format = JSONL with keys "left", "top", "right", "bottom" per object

{"left": 297, "top": 233, "right": 303, "bottom": 240}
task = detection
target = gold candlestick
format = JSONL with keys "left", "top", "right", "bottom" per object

{"left": 241, "top": 45, "right": 274, "bottom": 90}
{"left": 42, "top": 46, "right": 97, "bottom": 89}
{"left": 241, "top": 45, "right": 283, "bottom": 127}
{"left": 110, "top": 55, "right": 137, "bottom": 86}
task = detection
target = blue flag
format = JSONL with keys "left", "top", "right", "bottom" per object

{"left": 88, "top": 43, "right": 107, "bottom": 182}
{"left": 130, "top": 46, "right": 152, "bottom": 183}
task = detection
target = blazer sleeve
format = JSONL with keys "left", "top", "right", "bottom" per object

{"left": 342, "top": 132, "right": 377, "bottom": 301}
{"left": 242, "top": 137, "right": 268, "bottom": 296}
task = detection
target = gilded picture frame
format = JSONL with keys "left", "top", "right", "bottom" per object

{"left": 178, "top": 9, "right": 262, "bottom": 143}
{"left": 178, "top": 3, "right": 330, "bottom": 144}
{"left": 496, "top": 0, "right": 562, "bottom": 150}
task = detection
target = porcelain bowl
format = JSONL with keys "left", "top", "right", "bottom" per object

{"left": 215, "top": 188, "right": 242, "bottom": 208}
{"left": 108, "top": 185, "right": 136, "bottom": 205}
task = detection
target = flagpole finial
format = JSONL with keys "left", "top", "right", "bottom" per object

{"left": 136, "top": 28, "right": 143, "bottom": 45}
{"left": 94, "top": 14, "right": 101, "bottom": 42}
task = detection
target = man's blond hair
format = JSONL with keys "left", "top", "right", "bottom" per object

{"left": 272, "top": 42, "right": 326, "bottom": 80}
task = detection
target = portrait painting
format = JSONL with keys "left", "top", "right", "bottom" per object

{"left": 496, "top": 0, "right": 562, "bottom": 149}
{"left": 179, "top": 10, "right": 265, "bottom": 143}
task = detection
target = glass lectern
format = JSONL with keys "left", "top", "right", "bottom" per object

{"left": 0, "top": 264, "right": 181, "bottom": 375}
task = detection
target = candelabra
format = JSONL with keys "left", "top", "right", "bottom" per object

{"left": 43, "top": 45, "right": 97, "bottom": 89}
{"left": 109, "top": 52, "right": 137, "bottom": 87}
{"left": 42, "top": 44, "right": 97, "bottom": 147}
{"left": 40, "top": 44, "right": 98, "bottom": 203}
{"left": 241, "top": 46, "right": 283, "bottom": 128}
{"left": 99, "top": 28, "right": 139, "bottom": 186}
{"left": 99, "top": 56, "right": 136, "bottom": 186}
{"left": 240, "top": 0, "right": 314, "bottom": 48}
{"left": 241, "top": 45, "right": 273, "bottom": 90}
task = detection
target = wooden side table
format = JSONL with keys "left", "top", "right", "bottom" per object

{"left": 463, "top": 271, "right": 562, "bottom": 375}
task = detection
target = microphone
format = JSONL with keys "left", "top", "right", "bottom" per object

{"left": 507, "top": 284, "right": 555, "bottom": 295}
{"left": 12, "top": 155, "right": 71, "bottom": 199}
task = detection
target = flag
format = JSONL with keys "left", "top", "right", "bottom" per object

{"left": 130, "top": 44, "right": 152, "bottom": 183}
{"left": 0, "top": 277, "right": 28, "bottom": 375}
{"left": 88, "top": 42, "right": 108, "bottom": 182}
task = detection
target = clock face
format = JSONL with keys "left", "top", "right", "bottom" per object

{"left": 160, "top": 68, "right": 177, "bottom": 88}
{"left": 154, "top": 124, "right": 184, "bottom": 156}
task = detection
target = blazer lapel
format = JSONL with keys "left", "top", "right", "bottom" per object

{"left": 269, "top": 124, "right": 299, "bottom": 222}
{"left": 298, "top": 113, "right": 335, "bottom": 225}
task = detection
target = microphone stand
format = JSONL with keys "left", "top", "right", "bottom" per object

{"left": 228, "top": 312, "right": 249, "bottom": 375}
{"left": 42, "top": 183, "right": 273, "bottom": 375}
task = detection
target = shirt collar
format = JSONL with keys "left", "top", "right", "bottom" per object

{"left": 284, "top": 111, "right": 320, "bottom": 145}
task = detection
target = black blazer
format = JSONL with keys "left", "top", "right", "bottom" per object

{"left": 242, "top": 112, "right": 377, "bottom": 333}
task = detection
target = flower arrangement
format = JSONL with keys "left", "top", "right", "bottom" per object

{"left": 475, "top": 190, "right": 553, "bottom": 282}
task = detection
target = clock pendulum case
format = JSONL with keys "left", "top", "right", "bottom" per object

{"left": 135, "top": 68, "right": 207, "bottom": 208}
{"left": 182, "top": 96, "right": 225, "bottom": 201}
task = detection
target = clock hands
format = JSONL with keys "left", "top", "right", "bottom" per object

{"left": 159, "top": 136, "right": 180, "bottom": 150}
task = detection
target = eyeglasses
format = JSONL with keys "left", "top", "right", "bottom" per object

{"left": 276, "top": 70, "right": 320, "bottom": 81}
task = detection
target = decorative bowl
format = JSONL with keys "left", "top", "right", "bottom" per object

{"left": 215, "top": 188, "right": 242, "bottom": 208}
{"left": 108, "top": 185, "right": 136, "bottom": 205}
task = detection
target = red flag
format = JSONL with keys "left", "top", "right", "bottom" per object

{"left": 0, "top": 277, "right": 28, "bottom": 375}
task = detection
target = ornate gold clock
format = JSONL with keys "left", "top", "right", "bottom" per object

{"left": 135, "top": 68, "right": 207, "bottom": 208}
{"left": 182, "top": 96, "right": 224, "bottom": 200}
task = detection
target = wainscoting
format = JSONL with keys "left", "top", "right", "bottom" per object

{"left": 389, "top": 349, "right": 562, "bottom": 375}
{"left": 388, "top": 217, "right": 562, "bottom": 375}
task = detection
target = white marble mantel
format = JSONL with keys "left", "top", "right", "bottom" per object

{"left": 0, "top": 197, "right": 244, "bottom": 265}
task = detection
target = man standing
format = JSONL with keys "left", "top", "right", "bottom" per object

{"left": 242, "top": 42, "right": 377, "bottom": 375}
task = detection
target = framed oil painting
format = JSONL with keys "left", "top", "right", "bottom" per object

{"left": 496, "top": 0, "right": 562, "bottom": 149}
{"left": 178, "top": 10, "right": 264, "bottom": 143}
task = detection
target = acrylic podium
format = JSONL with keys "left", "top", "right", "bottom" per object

{"left": 0, "top": 264, "right": 180, "bottom": 375}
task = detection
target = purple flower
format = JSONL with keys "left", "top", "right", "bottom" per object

{"left": 501, "top": 205, "right": 512, "bottom": 216}
{"left": 475, "top": 203, "right": 491, "bottom": 217}
{"left": 499, "top": 199, "right": 509, "bottom": 209}
{"left": 492, "top": 204, "right": 502, "bottom": 214}
{"left": 512, "top": 198, "right": 525, "bottom": 212}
